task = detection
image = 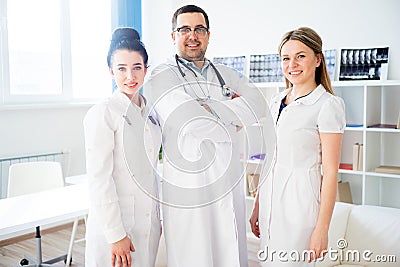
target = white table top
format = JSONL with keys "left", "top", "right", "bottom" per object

{"left": 65, "top": 174, "right": 87, "bottom": 185}
{"left": 0, "top": 183, "right": 89, "bottom": 240}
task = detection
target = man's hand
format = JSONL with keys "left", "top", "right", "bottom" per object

{"left": 201, "top": 103, "right": 211, "bottom": 113}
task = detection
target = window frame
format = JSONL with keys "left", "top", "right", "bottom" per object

{"left": 0, "top": 0, "right": 141, "bottom": 107}
{"left": 0, "top": 0, "right": 75, "bottom": 105}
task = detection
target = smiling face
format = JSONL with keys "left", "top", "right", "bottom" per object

{"left": 172, "top": 12, "right": 210, "bottom": 63}
{"left": 280, "top": 39, "right": 321, "bottom": 89}
{"left": 110, "top": 49, "right": 147, "bottom": 100}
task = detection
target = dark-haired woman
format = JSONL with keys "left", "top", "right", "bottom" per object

{"left": 84, "top": 27, "right": 161, "bottom": 267}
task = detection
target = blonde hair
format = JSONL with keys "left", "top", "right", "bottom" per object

{"left": 278, "top": 27, "right": 334, "bottom": 95}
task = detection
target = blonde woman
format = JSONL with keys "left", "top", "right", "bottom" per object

{"left": 250, "top": 27, "right": 345, "bottom": 266}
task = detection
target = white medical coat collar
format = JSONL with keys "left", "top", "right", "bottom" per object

{"left": 278, "top": 84, "right": 326, "bottom": 106}
{"left": 179, "top": 57, "right": 210, "bottom": 75}
{"left": 113, "top": 90, "right": 147, "bottom": 116}
{"left": 166, "top": 55, "right": 211, "bottom": 77}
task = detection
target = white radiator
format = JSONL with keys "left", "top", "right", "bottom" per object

{"left": 0, "top": 152, "right": 66, "bottom": 199}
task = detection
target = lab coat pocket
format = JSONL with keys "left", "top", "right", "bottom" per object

{"left": 119, "top": 195, "right": 135, "bottom": 232}
{"left": 307, "top": 168, "right": 321, "bottom": 205}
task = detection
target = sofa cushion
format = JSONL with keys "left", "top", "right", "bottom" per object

{"left": 341, "top": 205, "right": 400, "bottom": 267}
{"left": 316, "top": 202, "right": 353, "bottom": 267}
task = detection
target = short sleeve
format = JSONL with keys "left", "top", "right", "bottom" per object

{"left": 317, "top": 96, "right": 346, "bottom": 133}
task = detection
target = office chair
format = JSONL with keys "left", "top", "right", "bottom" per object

{"left": 7, "top": 161, "right": 78, "bottom": 266}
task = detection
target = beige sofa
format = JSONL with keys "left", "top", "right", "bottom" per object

{"left": 157, "top": 202, "right": 400, "bottom": 266}
{"left": 246, "top": 202, "right": 400, "bottom": 267}
{"left": 316, "top": 202, "right": 400, "bottom": 267}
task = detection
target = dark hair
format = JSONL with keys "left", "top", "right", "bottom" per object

{"left": 172, "top": 5, "right": 209, "bottom": 31}
{"left": 107, "top": 27, "right": 148, "bottom": 68}
{"left": 278, "top": 27, "right": 334, "bottom": 95}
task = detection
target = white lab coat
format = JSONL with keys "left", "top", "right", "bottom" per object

{"left": 83, "top": 91, "right": 162, "bottom": 267}
{"left": 144, "top": 57, "right": 266, "bottom": 267}
{"left": 258, "top": 85, "right": 345, "bottom": 266}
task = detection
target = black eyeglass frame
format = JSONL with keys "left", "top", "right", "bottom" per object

{"left": 174, "top": 26, "right": 209, "bottom": 35}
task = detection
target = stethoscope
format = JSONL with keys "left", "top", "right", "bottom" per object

{"left": 123, "top": 114, "right": 158, "bottom": 126}
{"left": 122, "top": 96, "right": 159, "bottom": 126}
{"left": 175, "top": 54, "right": 234, "bottom": 98}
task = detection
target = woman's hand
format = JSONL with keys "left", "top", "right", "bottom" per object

{"left": 308, "top": 227, "right": 328, "bottom": 262}
{"left": 308, "top": 132, "right": 341, "bottom": 262}
{"left": 111, "top": 235, "right": 135, "bottom": 267}
{"left": 249, "top": 197, "right": 260, "bottom": 238}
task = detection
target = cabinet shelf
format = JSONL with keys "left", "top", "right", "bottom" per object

{"left": 345, "top": 126, "right": 364, "bottom": 132}
{"left": 252, "top": 80, "right": 400, "bottom": 208}
{"left": 366, "top": 128, "right": 400, "bottom": 133}
{"left": 332, "top": 80, "right": 400, "bottom": 87}
{"left": 246, "top": 195, "right": 255, "bottom": 201}
{"left": 254, "top": 80, "right": 400, "bottom": 89}
{"left": 339, "top": 169, "right": 363, "bottom": 175}
{"left": 365, "top": 172, "right": 400, "bottom": 179}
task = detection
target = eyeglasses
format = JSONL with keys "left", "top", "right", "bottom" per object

{"left": 174, "top": 26, "right": 209, "bottom": 37}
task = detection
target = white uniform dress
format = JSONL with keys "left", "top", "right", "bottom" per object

{"left": 83, "top": 91, "right": 162, "bottom": 267}
{"left": 258, "top": 85, "right": 345, "bottom": 266}
{"left": 145, "top": 56, "right": 266, "bottom": 267}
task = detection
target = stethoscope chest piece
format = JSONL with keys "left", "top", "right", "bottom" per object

{"left": 222, "top": 85, "right": 233, "bottom": 97}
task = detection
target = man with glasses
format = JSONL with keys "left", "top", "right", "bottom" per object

{"left": 145, "top": 5, "right": 267, "bottom": 267}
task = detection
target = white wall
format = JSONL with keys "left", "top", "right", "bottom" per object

{"left": 141, "top": 0, "right": 400, "bottom": 209}
{"left": 1, "top": 0, "right": 399, "bottom": 181}
{"left": 142, "top": 0, "right": 175, "bottom": 70}
{"left": 0, "top": 106, "right": 90, "bottom": 177}
{"left": 143, "top": 0, "right": 400, "bottom": 80}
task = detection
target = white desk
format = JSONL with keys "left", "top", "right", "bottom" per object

{"left": 65, "top": 174, "right": 87, "bottom": 185}
{"left": 0, "top": 182, "right": 89, "bottom": 240}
